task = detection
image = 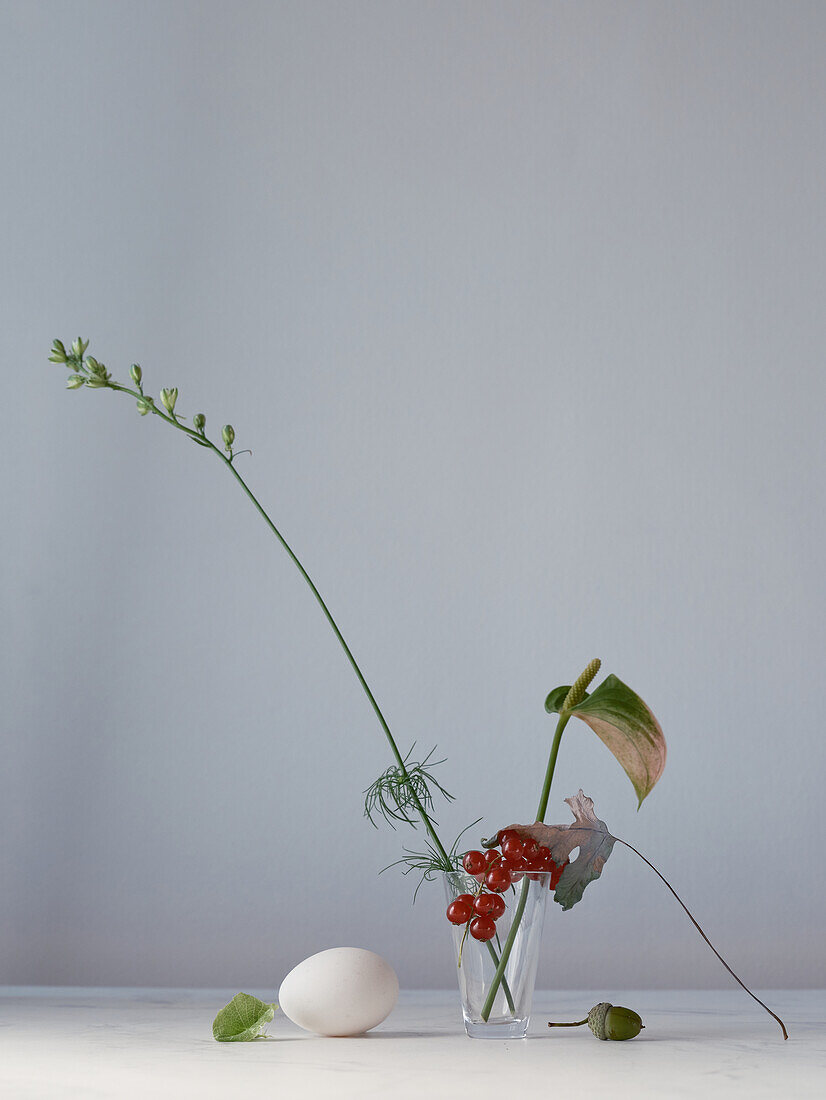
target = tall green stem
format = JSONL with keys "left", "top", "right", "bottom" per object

{"left": 65, "top": 358, "right": 521, "bottom": 1012}
{"left": 480, "top": 878, "right": 530, "bottom": 1021}
{"left": 480, "top": 711, "right": 567, "bottom": 1022}
{"left": 110, "top": 373, "right": 522, "bottom": 1005}
{"left": 219, "top": 457, "right": 451, "bottom": 865}
{"left": 480, "top": 660, "right": 600, "bottom": 1022}
{"left": 535, "top": 713, "right": 571, "bottom": 824}
{"left": 108, "top": 381, "right": 452, "bottom": 867}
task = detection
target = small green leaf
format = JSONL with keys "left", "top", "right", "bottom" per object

{"left": 546, "top": 674, "right": 666, "bottom": 807}
{"left": 212, "top": 992, "right": 277, "bottom": 1042}
{"left": 544, "top": 685, "right": 570, "bottom": 715}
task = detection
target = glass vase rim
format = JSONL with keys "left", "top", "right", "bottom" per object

{"left": 441, "top": 868, "right": 553, "bottom": 882}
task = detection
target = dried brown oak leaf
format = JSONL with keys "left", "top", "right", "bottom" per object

{"left": 501, "top": 790, "right": 616, "bottom": 911}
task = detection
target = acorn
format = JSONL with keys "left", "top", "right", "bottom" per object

{"left": 548, "top": 1002, "right": 644, "bottom": 1041}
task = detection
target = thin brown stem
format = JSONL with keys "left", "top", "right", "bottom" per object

{"left": 615, "top": 838, "right": 788, "bottom": 1040}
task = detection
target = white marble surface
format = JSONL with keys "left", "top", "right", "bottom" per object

{"left": 0, "top": 988, "right": 822, "bottom": 1099}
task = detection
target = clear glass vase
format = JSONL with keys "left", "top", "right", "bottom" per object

{"left": 443, "top": 869, "right": 550, "bottom": 1039}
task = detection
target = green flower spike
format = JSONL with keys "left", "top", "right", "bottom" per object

{"left": 561, "top": 658, "right": 602, "bottom": 711}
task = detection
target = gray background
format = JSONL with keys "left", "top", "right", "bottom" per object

{"left": 3, "top": 0, "right": 824, "bottom": 991}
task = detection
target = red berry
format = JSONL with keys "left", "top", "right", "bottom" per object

{"left": 501, "top": 836, "right": 524, "bottom": 859}
{"left": 446, "top": 899, "right": 473, "bottom": 925}
{"left": 488, "top": 893, "right": 506, "bottom": 919}
{"left": 473, "top": 892, "right": 500, "bottom": 916}
{"left": 456, "top": 893, "right": 475, "bottom": 907}
{"left": 524, "top": 856, "right": 544, "bottom": 880}
{"left": 485, "top": 865, "right": 512, "bottom": 893}
{"left": 499, "top": 829, "right": 521, "bottom": 847}
{"left": 462, "top": 851, "right": 486, "bottom": 876}
{"left": 484, "top": 849, "right": 502, "bottom": 867}
{"left": 524, "top": 844, "right": 551, "bottom": 872}
{"left": 502, "top": 855, "right": 526, "bottom": 882}
{"left": 469, "top": 915, "right": 497, "bottom": 941}
{"left": 522, "top": 839, "right": 539, "bottom": 860}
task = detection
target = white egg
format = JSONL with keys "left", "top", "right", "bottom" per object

{"left": 278, "top": 947, "right": 399, "bottom": 1036}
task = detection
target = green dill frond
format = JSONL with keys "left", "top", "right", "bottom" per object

{"left": 380, "top": 817, "right": 483, "bottom": 902}
{"left": 363, "top": 744, "right": 454, "bottom": 830}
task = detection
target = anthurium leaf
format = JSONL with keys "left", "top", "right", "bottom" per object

{"left": 500, "top": 790, "right": 616, "bottom": 911}
{"left": 212, "top": 992, "right": 277, "bottom": 1042}
{"left": 546, "top": 674, "right": 666, "bottom": 807}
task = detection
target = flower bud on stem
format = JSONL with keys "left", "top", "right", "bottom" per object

{"left": 160, "top": 387, "right": 178, "bottom": 415}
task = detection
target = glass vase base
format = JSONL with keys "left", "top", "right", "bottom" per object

{"left": 464, "top": 1016, "right": 529, "bottom": 1040}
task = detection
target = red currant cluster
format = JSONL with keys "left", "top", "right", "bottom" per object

{"left": 445, "top": 830, "right": 568, "bottom": 941}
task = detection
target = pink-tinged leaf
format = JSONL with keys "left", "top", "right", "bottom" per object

{"left": 499, "top": 791, "right": 615, "bottom": 910}
{"left": 546, "top": 674, "right": 666, "bottom": 807}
